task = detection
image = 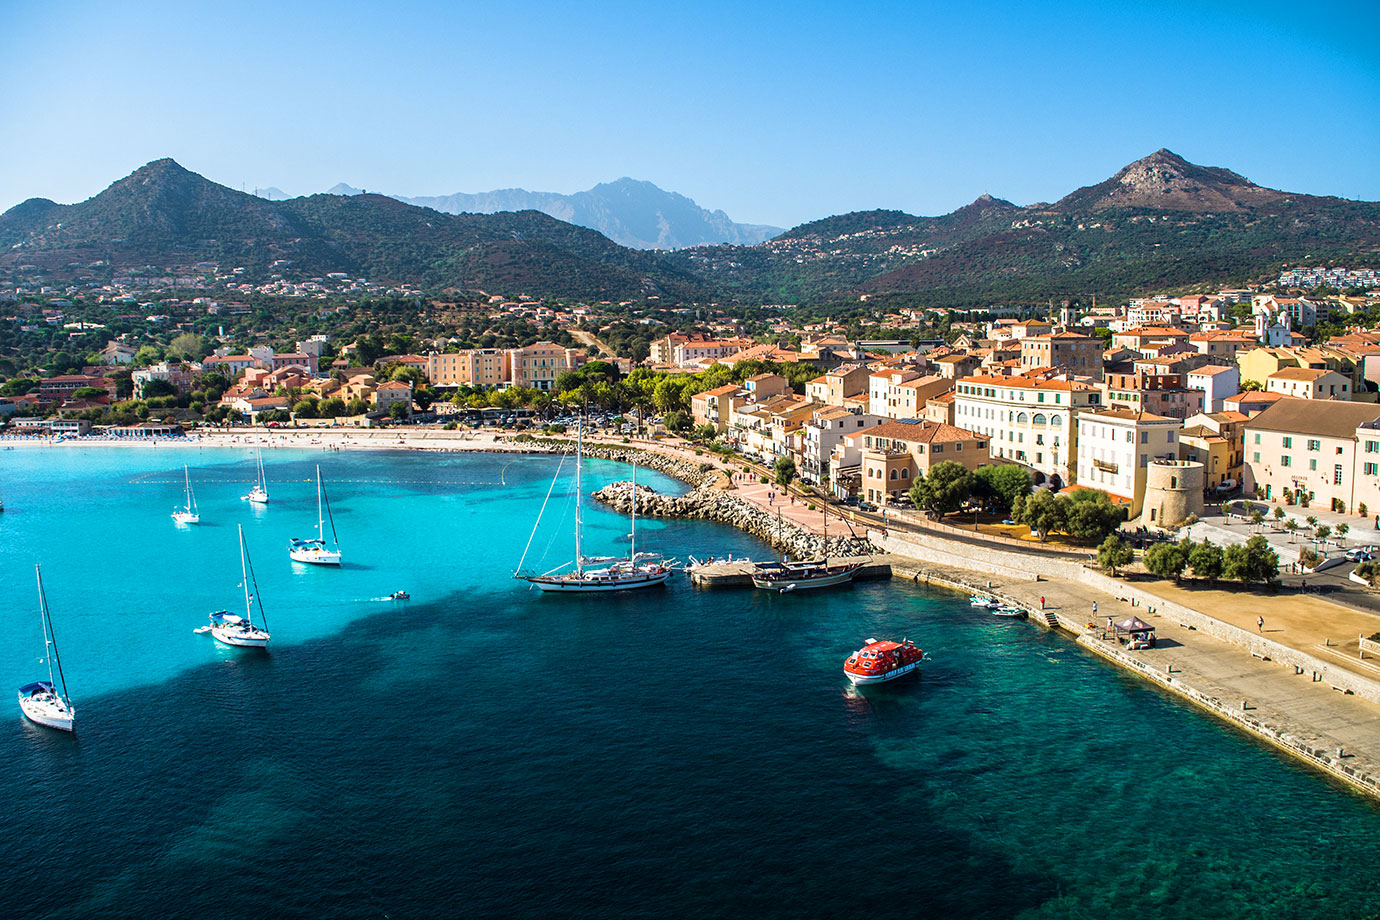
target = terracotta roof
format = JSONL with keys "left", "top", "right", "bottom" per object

{"left": 855, "top": 420, "right": 985, "bottom": 444}
{"left": 1267, "top": 367, "right": 1333, "bottom": 381}
{"left": 959, "top": 374, "right": 1092, "bottom": 391}
{"left": 1189, "top": 365, "right": 1238, "bottom": 376}
{"left": 1247, "top": 397, "right": 1380, "bottom": 438}
{"left": 697, "top": 384, "right": 742, "bottom": 397}
{"left": 1082, "top": 407, "right": 1176, "bottom": 423}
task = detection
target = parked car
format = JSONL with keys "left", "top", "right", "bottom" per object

{"left": 1346, "top": 548, "right": 1373, "bottom": 562}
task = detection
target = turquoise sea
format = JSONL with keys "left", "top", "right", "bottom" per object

{"left": 1, "top": 446, "right": 1378, "bottom": 919}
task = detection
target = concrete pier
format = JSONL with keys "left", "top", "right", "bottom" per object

{"left": 687, "top": 554, "right": 895, "bottom": 587}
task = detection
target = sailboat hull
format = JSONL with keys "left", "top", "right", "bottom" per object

{"left": 752, "top": 563, "right": 860, "bottom": 592}
{"left": 521, "top": 570, "right": 671, "bottom": 593}
{"left": 211, "top": 626, "right": 270, "bottom": 648}
{"left": 18, "top": 693, "right": 74, "bottom": 732}
{"left": 290, "top": 547, "right": 341, "bottom": 565}
{"left": 172, "top": 511, "right": 200, "bottom": 524}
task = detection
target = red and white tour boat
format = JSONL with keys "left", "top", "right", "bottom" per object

{"left": 843, "top": 638, "right": 924, "bottom": 685}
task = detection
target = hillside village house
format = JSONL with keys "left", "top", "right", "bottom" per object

{"left": 846, "top": 420, "right": 989, "bottom": 506}
{"left": 799, "top": 406, "right": 882, "bottom": 483}
{"left": 804, "top": 364, "right": 870, "bottom": 408}
{"left": 1101, "top": 371, "right": 1204, "bottom": 420}
{"left": 374, "top": 380, "right": 413, "bottom": 414}
{"left": 868, "top": 369, "right": 951, "bottom": 420}
{"left": 691, "top": 384, "right": 745, "bottom": 433}
{"left": 509, "top": 342, "right": 586, "bottom": 391}
{"left": 1243, "top": 398, "right": 1380, "bottom": 512}
{"left": 1018, "top": 332, "right": 1104, "bottom": 381}
{"left": 954, "top": 373, "right": 1102, "bottom": 486}
{"left": 1075, "top": 408, "right": 1182, "bottom": 518}
{"left": 1186, "top": 364, "right": 1241, "bottom": 413}
{"left": 1264, "top": 367, "right": 1352, "bottom": 400}
{"left": 1179, "top": 410, "right": 1248, "bottom": 491}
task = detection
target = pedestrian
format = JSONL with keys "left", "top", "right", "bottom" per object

{"left": 1257, "top": 616, "right": 1264, "bottom": 633}
{"left": 1040, "top": 596, "right": 1045, "bottom": 610}
{"left": 1092, "top": 601, "right": 1098, "bottom": 616}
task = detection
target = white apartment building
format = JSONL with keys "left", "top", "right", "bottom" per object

{"left": 1076, "top": 408, "right": 1182, "bottom": 517}
{"left": 800, "top": 407, "right": 882, "bottom": 483}
{"left": 953, "top": 374, "right": 1103, "bottom": 485}
{"left": 1264, "top": 367, "right": 1352, "bottom": 401}
{"left": 868, "top": 369, "right": 951, "bottom": 420}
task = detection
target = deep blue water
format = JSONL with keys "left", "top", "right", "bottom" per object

{"left": 1, "top": 446, "right": 1378, "bottom": 919}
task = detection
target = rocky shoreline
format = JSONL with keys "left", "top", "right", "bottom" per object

{"left": 498, "top": 436, "right": 725, "bottom": 488}
{"left": 593, "top": 480, "right": 874, "bottom": 561}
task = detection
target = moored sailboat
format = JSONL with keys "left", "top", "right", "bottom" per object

{"left": 19, "top": 565, "right": 75, "bottom": 732}
{"left": 515, "top": 424, "right": 671, "bottom": 593}
{"left": 244, "top": 449, "right": 269, "bottom": 504}
{"left": 171, "top": 465, "right": 200, "bottom": 524}
{"left": 752, "top": 492, "right": 859, "bottom": 592}
{"left": 207, "top": 525, "right": 271, "bottom": 648}
{"left": 288, "top": 465, "right": 341, "bottom": 565}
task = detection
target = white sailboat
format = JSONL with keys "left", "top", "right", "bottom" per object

{"left": 18, "top": 564, "right": 75, "bottom": 732}
{"left": 243, "top": 449, "right": 269, "bottom": 504}
{"left": 172, "top": 465, "right": 200, "bottom": 524}
{"left": 207, "top": 525, "right": 271, "bottom": 648}
{"left": 515, "top": 423, "right": 671, "bottom": 593}
{"left": 288, "top": 464, "right": 341, "bottom": 565}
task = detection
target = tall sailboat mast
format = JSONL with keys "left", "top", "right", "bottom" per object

{"left": 37, "top": 566, "right": 56, "bottom": 692}
{"left": 574, "top": 423, "right": 583, "bottom": 575}
{"left": 630, "top": 461, "right": 637, "bottom": 564}
{"left": 316, "top": 465, "right": 324, "bottom": 543}
{"left": 239, "top": 525, "right": 253, "bottom": 625}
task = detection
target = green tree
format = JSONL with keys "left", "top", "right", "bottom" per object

{"left": 167, "top": 333, "right": 207, "bottom": 361}
{"left": 1337, "top": 523, "right": 1350, "bottom": 540}
{"left": 1223, "top": 535, "right": 1279, "bottom": 585}
{"left": 774, "top": 456, "right": 797, "bottom": 491}
{"left": 1097, "top": 535, "right": 1134, "bottom": 576}
{"left": 1144, "top": 541, "right": 1188, "bottom": 582}
{"left": 142, "top": 378, "right": 178, "bottom": 399}
{"left": 1021, "top": 489, "right": 1067, "bottom": 542}
{"left": 1250, "top": 510, "right": 1265, "bottom": 532}
{"left": 663, "top": 410, "right": 690, "bottom": 432}
{"left": 1273, "top": 506, "right": 1286, "bottom": 523}
{"left": 293, "top": 398, "right": 319, "bottom": 418}
{"left": 388, "top": 402, "right": 408, "bottom": 420}
{"left": 912, "top": 460, "right": 975, "bottom": 517}
{"left": 1188, "top": 540, "right": 1224, "bottom": 582}
{"left": 319, "top": 397, "right": 347, "bottom": 418}
{"left": 1064, "top": 489, "right": 1125, "bottom": 543}
{"left": 1315, "top": 525, "right": 1332, "bottom": 543}
{"left": 974, "top": 463, "right": 1032, "bottom": 514}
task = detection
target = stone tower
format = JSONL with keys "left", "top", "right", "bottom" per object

{"left": 1143, "top": 460, "right": 1205, "bottom": 528}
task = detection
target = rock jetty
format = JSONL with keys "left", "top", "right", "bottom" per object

{"left": 498, "top": 436, "right": 725, "bottom": 488}
{"left": 593, "top": 480, "right": 873, "bottom": 561}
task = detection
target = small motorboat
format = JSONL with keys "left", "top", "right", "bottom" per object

{"left": 970, "top": 595, "right": 996, "bottom": 607}
{"left": 992, "top": 605, "right": 1028, "bottom": 619}
{"left": 388, "top": 590, "right": 410, "bottom": 601}
{"left": 843, "top": 637, "right": 924, "bottom": 685}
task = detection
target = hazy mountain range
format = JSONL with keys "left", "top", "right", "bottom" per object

{"left": 4, "top": 149, "right": 1378, "bottom": 307}
{"left": 295, "top": 178, "right": 782, "bottom": 250}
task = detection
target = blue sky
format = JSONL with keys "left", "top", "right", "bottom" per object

{"left": 2, "top": 0, "right": 1377, "bottom": 228}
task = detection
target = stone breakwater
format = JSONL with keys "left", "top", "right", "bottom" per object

{"left": 593, "top": 480, "right": 874, "bottom": 561}
{"left": 498, "top": 437, "right": 724, "bottom": 488}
